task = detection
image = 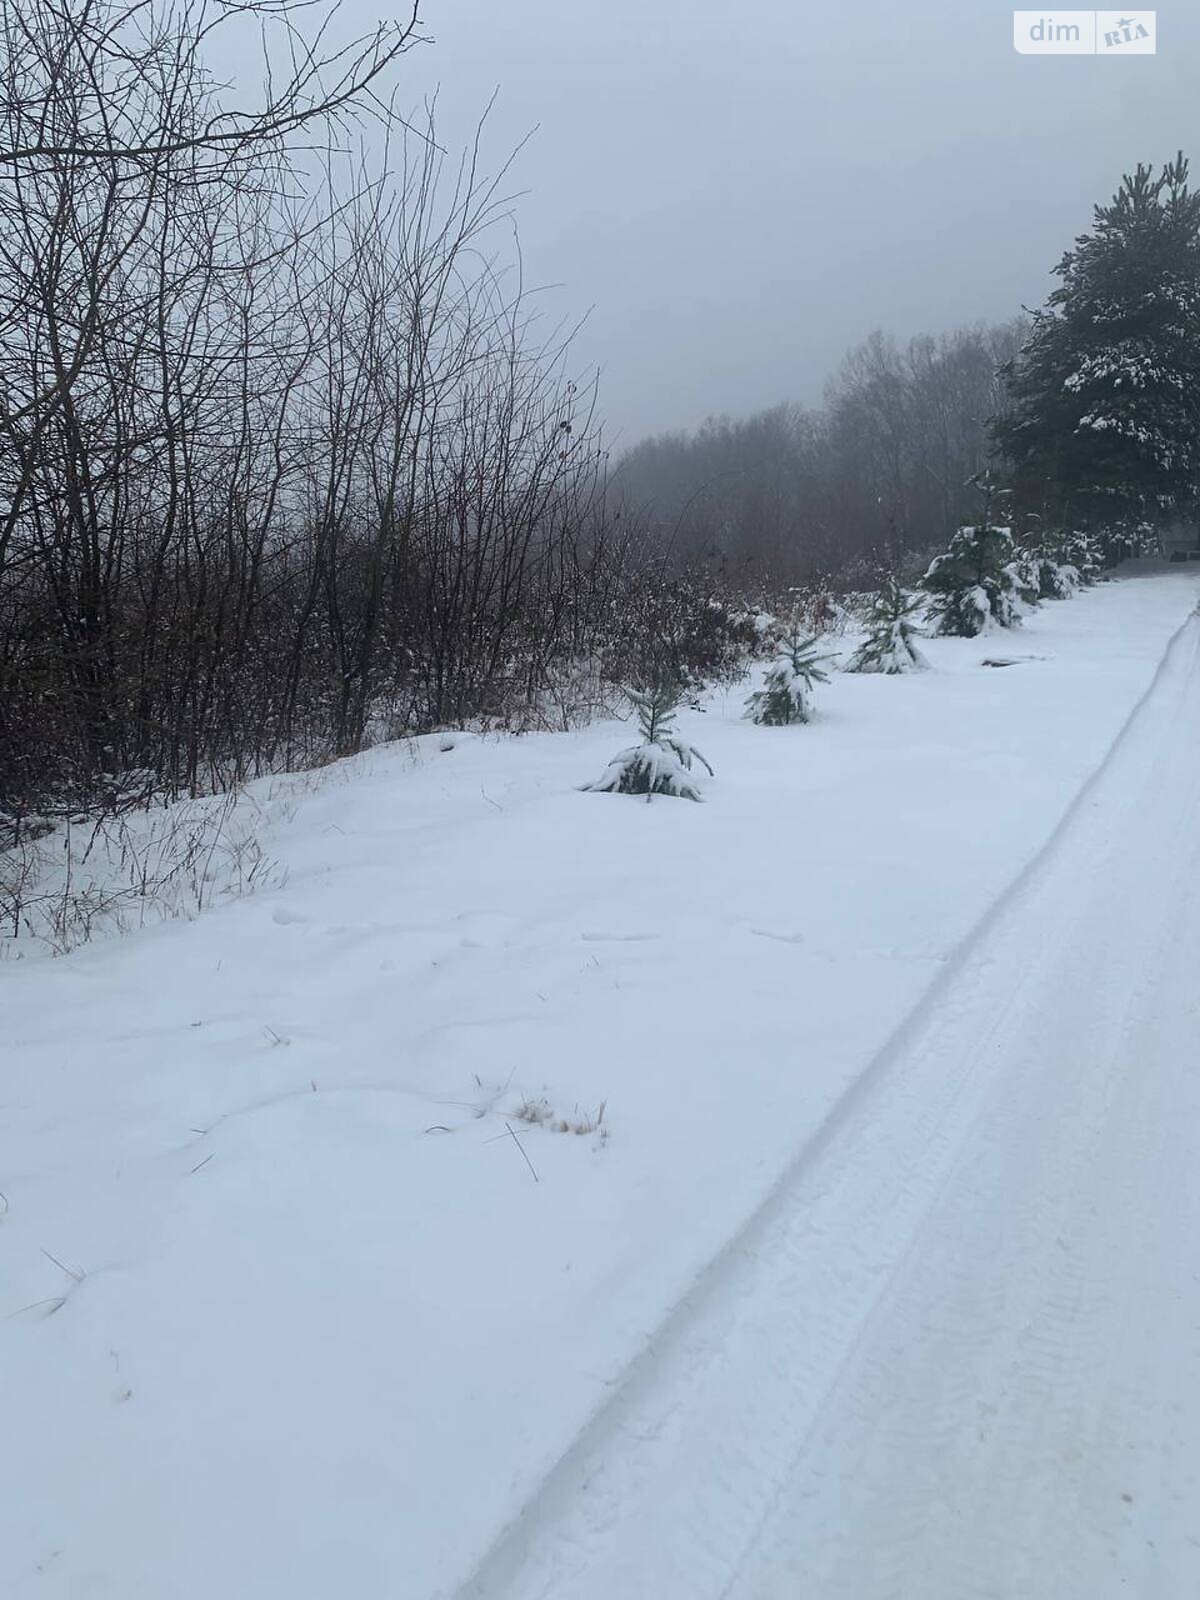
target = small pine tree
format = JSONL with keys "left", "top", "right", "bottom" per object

{"left": 1005, "top": 552, "right": 1043, "bottom": 610}
{"left": 746, "top": 627, "right": 833, "bottom": 724}
{"left": 1035, "top": 553, "right": 1078, "bottom": 599}
{"left": 1032, "top": 527, "right": 1100, "bottom": 588}
{"left": 923, "top": 523, "right": 1020, "bottom": 637}
{"left": 847, "top": 578, "right": 928, "bottom": 674}
{"left": 583, "top": 676, "right": 713, "bottom": 802}
{"left": 1024, "top": 537, "right": 1081, "bottom": 599}
{"left": 1064, "top": 528, "right": 1104, "bottom": 583}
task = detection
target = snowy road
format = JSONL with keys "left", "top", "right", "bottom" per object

{"left": 461, "top": 609, "right": 1200, "bottom": 1599}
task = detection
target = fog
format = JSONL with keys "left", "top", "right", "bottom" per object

{"left": 379, "top": 2, "right": 1198, "bottom": 444}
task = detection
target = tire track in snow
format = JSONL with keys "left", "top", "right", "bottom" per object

{"left": 453, "top": 611, "right": 1200, "bottom": 1600}
{"left": 723, "top": 636, "right": 1200, "bottom": 1600}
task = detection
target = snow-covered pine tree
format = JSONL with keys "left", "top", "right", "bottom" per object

{"left": 923, "top": 522, "right": 1020, "bottom": 637}
{"left": 1019, "top": 527, "right": 1079, "bottom": 597}
{"left": 583, "top": 676, "right": 713, "bottom": 801}
{"left": 745, "top": 626, "right": 834, "bottom": 724}
{"left": 993, "top": 154, "right": 1200, "bottom": 543}
{"left": 1005, "top": 552, "right": 1043, "bottom": 610}
{"left": 1031, "top": 550, "right": 1080, "bottom": 599}
{"left": 1065, "top": 528, "right": 1104, "bottom": 583}
{"left": 846, "top": 577, "right": 928, "bottom": 673}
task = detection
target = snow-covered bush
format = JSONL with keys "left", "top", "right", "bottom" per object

{"left": 600, "top": 576, "right": 764, "bottom": 701}
{"left": 923, "top": 524, "right": 1020, "bottom": 637}
{"left": 727, "top": 606, "right": 784, "bottom": 658}
{"left": 583, "top": 677, "right": 713, "bottom": 802}
{"left": 746, "top": 627, "right": 834, "bottom": 724}
{"left": 846, "top": 578, "right": 928, "bottom": 674}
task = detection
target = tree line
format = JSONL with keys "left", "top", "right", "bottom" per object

{"left": 612, "top": 322, "right": 1026, "bottom": 583}
{"left": 3, "top": 0, "right": 1198, "bottom": 839}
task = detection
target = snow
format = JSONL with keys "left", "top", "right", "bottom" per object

{"left": 1063, "top": 347, "right": 1186, "bottom": 392}
{"left": 468, "top": 596, "right": 1200, "bottom": 1600}
{"left": 2, "top": 569, "right": 1197, "bottom": 1598}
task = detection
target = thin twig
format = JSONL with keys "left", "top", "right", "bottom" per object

{"left": 5, "top": 1296, "right": 67, "bottom": 1321}
{"left": 503, "top": 1120, "right": 539, "bottom": 1183}
{"left": 40, "top": 1247, "right": 84, "bottom": 1283}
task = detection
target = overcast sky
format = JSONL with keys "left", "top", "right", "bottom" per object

{"left": 395, "top": 3, "right": 1197, "bottom": 447}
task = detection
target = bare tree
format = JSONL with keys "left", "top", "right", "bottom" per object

{"left": 0, "top": 0, "right": 756, "bottom": 840}
{"left": 0, "top": 0, "right": 425, "bottom": 169}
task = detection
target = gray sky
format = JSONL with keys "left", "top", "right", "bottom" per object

{"left": 400, "top": 3, "right": 1198, "bottom": 446}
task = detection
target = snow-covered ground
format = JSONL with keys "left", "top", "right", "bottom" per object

{"left": 2, "top": 569, "right": 1197, "bottom": 1598}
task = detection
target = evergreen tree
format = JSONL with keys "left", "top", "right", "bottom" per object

{"left": 745, "top": 626, "right": 833, "bottom": 724}
{"left": 847, "top": 578, "right": 929, "bottom": 674}
{"left": 1018, "top": 526, "right": 1089, "bottom": 597}
{"left": 923, "top": 523, "right": 1020, "bottom": 637}
{"left": 1030, "top": 548, "right": 1080, "bottom": 600}
{"left": 583, "top": 676, "right": 713, "bottom": 801}
{"left": 994, "top": 154, "right": 1200, "bottom": 540}
{"left": 1063, "top": 529, "right": 1104, "bottom": 583}
{"left": 1005, "top": 552, "right": 1043, "bottom": 610}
